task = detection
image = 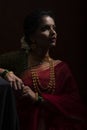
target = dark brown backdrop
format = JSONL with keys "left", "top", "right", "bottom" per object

{"left": 0, "top": 0, "right": 86, "bottom": 104}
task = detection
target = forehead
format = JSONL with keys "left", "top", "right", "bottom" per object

{"left": 40, "top": 16, "right": 55, "bottom": 26}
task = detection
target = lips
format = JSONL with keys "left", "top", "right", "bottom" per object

{"left": 49, "top": 37, "right": 56, "bottom": 43}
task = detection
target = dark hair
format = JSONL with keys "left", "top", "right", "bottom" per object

{"left": 23, "top": 9, "right": 55, "bottom": 43}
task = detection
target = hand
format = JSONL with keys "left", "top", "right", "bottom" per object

{"left": 5, "top": 71, "right": 24, "bottom": 90}
{"left": 22, "top": 86, "right": 36, "bottom": 101}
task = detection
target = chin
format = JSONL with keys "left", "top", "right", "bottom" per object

{"left": 51, "top": 42, "right": 56, "bottom": 46}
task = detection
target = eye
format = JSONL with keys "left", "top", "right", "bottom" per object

{"left": 40, "top": 25, "right": 56, "bottom": 32}
{"left": 53, "top": 25, "right": 56, "bottom": 31}
{"left": 40, "top": 25, "right": 50, "bottom": 31}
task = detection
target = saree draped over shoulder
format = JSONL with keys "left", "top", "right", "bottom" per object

{"left": 15, "top": 61, "right": 87, "bottom": 130}
{"left": 0, "top": 51, "right": 86, "bottom": 130}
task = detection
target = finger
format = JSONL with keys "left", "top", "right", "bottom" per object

{"left": 15, "top": 77, "right": 23, "bottom": 85}
{"left": 21, "top": 84, "right": 25, "bottom": 88}
{"left": 23, "top": 88, "right": 30, "bottom": 92}
{"left": 12, "top": 81, "right": 18, "bottom": 90}
{"left": 23, "top": 89, "right": 29, "bottom": 93}
{"left": 16, "top": 80, "right": 23, "bottom": 90}
{"left": 22, "top": 93, "right": 29, "bottom": 97}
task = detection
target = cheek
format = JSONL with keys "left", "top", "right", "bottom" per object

{"left": 40, "top": 31, "right": 49, "bottom": 40}
{"left": 36, "top": 36, "right": 49, "bottom": 47}
{"left": 41, "top": 31, "right": 49, "bottom": 36}
{"left": 35, "top": 31, "right": 50, "bottom": 45}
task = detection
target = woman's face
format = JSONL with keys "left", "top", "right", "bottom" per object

{"left": 31, "top": 16, "right": 57, "bottom": 49}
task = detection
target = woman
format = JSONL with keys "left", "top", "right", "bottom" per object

{"left": 0, "top": 10, "right": 86, "bottom": 130}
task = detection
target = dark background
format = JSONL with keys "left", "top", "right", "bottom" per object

{"left": 0, "top": 0, "right": 86, "bottom": 104}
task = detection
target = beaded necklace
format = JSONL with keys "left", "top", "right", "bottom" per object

{"left": 31, "top": 60, "right": 55, "bottom": 94}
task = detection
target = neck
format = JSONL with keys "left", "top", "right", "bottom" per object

{"left": 42, "top": 52, "right": 52, "bottom": 62}
{"left": 28, "top": 50, "right": 52, "bottom": 68}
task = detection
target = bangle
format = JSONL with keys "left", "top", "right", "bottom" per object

{"left": 0, "top": 69, "right": 10, "bottom": 78}
{"left": 35, "top": 92, "right": 44, "bottom": 104}
{"left": 38, "top": 96, "right": 44, "bottom": 102}
{"left": 35, "top": 92, "right": 38, "bottom": 101}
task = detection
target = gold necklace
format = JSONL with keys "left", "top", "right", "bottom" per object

{"left": 31, "top": 60, "right": 55, "bottom": 94}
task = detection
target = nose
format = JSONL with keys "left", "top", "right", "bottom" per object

{"left": 50, "top": 27, "right": 56, "bottom": 36}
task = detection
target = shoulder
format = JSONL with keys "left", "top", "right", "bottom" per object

{"left": 53, "top": 59, "right": 71, "bottom": 73}
{"left": 53, "top": 59, "right": 62, "bottom": 66}
{"left": 53, "top": 59, "right": 66, "bottom": 67}
{"left": 53, "top": 60, "right": 75, "bottom": 82}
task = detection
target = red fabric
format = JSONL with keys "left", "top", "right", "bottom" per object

{"left": 15, "top": 61, "right": 87, "bottom": 130}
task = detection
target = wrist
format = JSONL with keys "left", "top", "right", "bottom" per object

{"left": 0, "top": 69, "right": 9, "bottom": 78}
{"left": 35, "top": 92, "right": 44, "bottom": 103}
{"left": 0, "top": 69, "right": 14, "bottom": 78}
{"left": 0, "top": 68, "right": 6, "bottom": 73}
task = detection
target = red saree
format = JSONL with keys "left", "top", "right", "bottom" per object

{"left": 15, "top": 61, "right": 87, "bottom": 130}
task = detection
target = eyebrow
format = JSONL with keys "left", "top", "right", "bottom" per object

{"left": 40, "top": 24, "right": 56, "bottom": 27}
